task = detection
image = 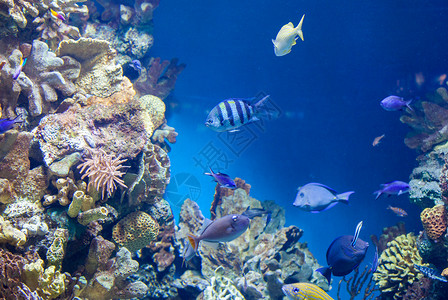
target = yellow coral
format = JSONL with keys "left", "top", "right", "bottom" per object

{"left": 77, "top": 206, "right": 108, "bottom": 226}
{"left": 0, "top": 215, "right": 26, "bottom": 247}
{"left": 420, "top": 204, "right": 447, "bottom": 240}
{"left": 373, "top": 233, "right": 427, "bottom": 299}
{"left": 47, "top": 228, "right": 68, "bottom": 269}
{"left": 23, "top": 259, "right": 66, "bottom": 299}
{"left": 112, "top": 211, "right": 159, "bottom": 252}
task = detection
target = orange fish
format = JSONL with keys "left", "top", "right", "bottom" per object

{"left": 387, "top": 205, "right": 407, "bottom": 217}
{"left": 372, "top": 134, "right": 385, "bottom": 147}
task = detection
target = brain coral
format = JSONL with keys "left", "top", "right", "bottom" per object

{"left": 373, "top": 233, "right": 427, "bottom": 299}
{"left": 112, "top": 211, "right": 159, "bottom": 252}
{"left": 420, "top": 204, "right": 447, "bottom": 240}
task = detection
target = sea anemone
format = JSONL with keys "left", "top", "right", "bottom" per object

{"left": 77, "top": 149, "right": 128, "bottom": 199}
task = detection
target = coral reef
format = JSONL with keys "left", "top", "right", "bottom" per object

{"left": 0, "top": 215, "right": 26, "bottom": 247}
{"left": 420, "top": 204, "right": 447, "bottom": 241}
{"left": 176, "top": 186, "right": 327, "bottom": 299}
{"left": 198, "top": 266, "right": 245, "bottom": 300}
{"left": 400, "top": 87, "right": 448, "bottom": 152}
{"left": 373, "top": 233, "right": 427, "bottom": 299}
{"left": 79, "top": 247, "right": 148, "bottom": 300}
{"left": 112, "top": 211, "right": 159, "bottom": 252}
{"left": 336, "top": 266, "right": 378, "bottom": 300}
{"left": 370, "top": 222, "right": 407, "bottom": 253}
{"left": 134, "top": 57, "right": 186, "bottom": 99}
{"left": 402, "top": 277, "right": 432, "bottom": 300}
{"left": 23, "top": 258, "right": 66, "bottom": 299}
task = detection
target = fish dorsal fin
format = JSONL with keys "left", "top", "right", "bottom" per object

{"left": 308, "top": 183, "right": 338, "bottom": 194}
{"left": 199, "top": 218, "right": 213, "bottom": 235}
{"left": 351, "top": 221, "right": 363, "bottom": 247}
{"left": 285, "top": 22, "right": 294, "bottom": 28}
{"left": 216, "top": 172, "right": 230, "bottom": 178}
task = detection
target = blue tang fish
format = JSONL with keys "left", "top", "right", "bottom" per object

{"left": 317, "top": 221, "right": 369, "bottom": 283}
{"left": 293, "top": 183, "right": 354, "bottom": 213}
{"left": 204, "top": 167, "right": 236, "bottom": 189}
{"left": 380, "top": 95, "right": 412, "bottom": 111}
{"left": 0, "top": 115, "right": 23, "bottom": 134}
{"left": 282, "top": 282, "right": 333, "bottom": 300}
{"left": 374, "top": 180, "right": 410, "bottom": 199}
{"left": 205, "top": 95, "right": 277, "bottom": 132}
{"left": 187, "top": 214, "right": 250, "bottom": 251}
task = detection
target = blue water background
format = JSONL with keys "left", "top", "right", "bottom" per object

{"left": 151, "top": 0, "right": 448, "bottom": 297}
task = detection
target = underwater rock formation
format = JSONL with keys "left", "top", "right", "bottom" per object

{"left": 198, "top": 266, "right": 245, "bottom": 300}
{"left": 373, "top": 233, "right": 427, "bottom": 299}
{"left": 401, "top": 87, "right": 448, "bottom": 152}
{"left": 134, "top": 57, "right": 186, "bottom": 100}
{"left": 176, "top": 184, "right": 327, "bottom": 299}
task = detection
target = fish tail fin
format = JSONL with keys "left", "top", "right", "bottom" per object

{"left": 316, "top": 267, "right": 331, "bottom": 284}
{"left": 374, "top": 190, "right": 383, "bottom": 200}
{"left": 336, "top": 191, "right": 354, "bottom": 204}
{"left": 187, "top": 234, "right": 199, "bottom": 251}
{"left": 406, "top": 99, "right": 414, "bottom": 112}
{"left": 387, "top": 205, "right": 392, "bottom": 210}
{"left": 296, "top": 14, "right": 305, "bottom": 41}
{"left": 253, "top": 95, "right": 280, "bottom": 120}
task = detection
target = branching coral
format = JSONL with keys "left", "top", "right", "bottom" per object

{"left": 336, "top": 266, "right": 378, "bottom": 300}
{"left": 78, "top": 149, "right": 128, "bottom": 199}
{"left": 373, "top": 233, "right": 427, "bottom": 299}
{"left": 134, "top": 57, "right": 186, "bottom": 99}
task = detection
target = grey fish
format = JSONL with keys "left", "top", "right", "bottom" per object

{"left": 205, "top": 95, "right": 275, "bottom": 132}
{"left": 317, "top": 221, "right": 369, "bottom": 283}
{"left": 414, "top": 264, "right": 448, "bottom": 282}
{"left": 242, "top": 206, "right": 271, "bottom": 226}
{"left": 294, "top": 183, "right": 354, "bottom": 213}
{"left": 187, "top": 214, "right": 250, "bottom": 251}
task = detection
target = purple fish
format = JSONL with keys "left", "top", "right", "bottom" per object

{"left": 187, "top": 214, "right": 250, "bottom": 251}
{"left": 129, "top": 59, "right": 142, "bottom": 73}
{"left": 12, "top": 57, "right": 27, "bottom": 80}
{"left": 380, "top": 95, "right": 412, "bottom": 111}
{"left": 205, "top": 167, "right": 236, "bottom": 189}
{"left": 0, "top": 115, "right": 23, "bottom": 134}
{"left": 293, "top": 183, "right": 354, "bottom": 213}
{"left": 317, "top": 221, "right": 369, "bottom": 284}
{"left": 374, "top": 181, "right": 410, "bottom": 199}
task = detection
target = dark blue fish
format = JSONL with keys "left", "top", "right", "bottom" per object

{"left": 371, "top": 246, "right": 378, "bottom": 273}
{"left": 0, "top": 115, "right": 23, "bottom": 134}
{"left": 242, "top": 206, "right": 272, "bottom": 228}
{"left": 204, "top": 167, "right": 236, "bottom": 189}
{"left": 317, "top": 221, "right": 369, "bottom": 284}
{"left": 414, "top": 264, "right": 448, "bottom": 282}
{"left": 380, "top": 96, "right": 412, "bottom": 111}
{"left": 129, "top": 59, "right": 142, "bottom": 73}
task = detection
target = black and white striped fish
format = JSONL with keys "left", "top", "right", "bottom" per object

{"left": 205, "top": 95, "right": 273, "bottom": 132}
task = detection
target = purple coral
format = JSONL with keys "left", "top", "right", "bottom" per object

{"left": 135, "top": 57, "right": 186, "bottom": 100}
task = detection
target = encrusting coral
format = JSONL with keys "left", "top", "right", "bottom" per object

{"left": 373, "top": 233, "right": 427, "bottom": 299}
{"left": 420, "top": 204, "right": 447, "bottom": 241}
{"left": 78, "top": 148, "right": 128, "bottom": 199}
{"left": 198, "top": 266, "right": 245, "bottom": 300}
{"left": 0, "top": 215, "right": 26, "bottom": 247}
{"left": 112, "top": 211, "right": 159, "bottom": 253}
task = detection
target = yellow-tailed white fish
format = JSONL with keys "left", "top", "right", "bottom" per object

{"left": 272, "top": 14, "right": 305, "bottom": 56}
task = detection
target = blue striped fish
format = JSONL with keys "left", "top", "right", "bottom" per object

{"left": 205, "top": 95, "right": 272, "bottom": 132}
{"left": 282, "top": 283, "right": 333, "bottom": 300}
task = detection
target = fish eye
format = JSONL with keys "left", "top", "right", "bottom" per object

{"left": 299, "top": 192, "right": 304, "bottom": 198}
{"left": 293, "top": 287, "right": 300, "bottom": 294}
{"left": 232, "top": 215, "right": 238, "bottom": 222}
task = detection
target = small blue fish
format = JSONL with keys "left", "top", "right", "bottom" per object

{"left": 204, "top": 167, "right": 236, "bottom": 189}
{"left": 414, "top": 264, "right": 448, "bottom": 282}
{"left": 371, "top": 246, "right": 378, "bottom": 273}
{"left": 317, "top": 221, "right": 369, "bottom": 284}
{"left": 12, "top": 57, "right": 27, "bottom": 80}
{"left": 293, "top": 183, "right": 354, "bottom": 213}
{"left": 0, "top": 115, "right": 23, "bottom": 134}
{"left": 205, "top": 95, "right": 277, "bottom": 132}
{"left": 129, "top": 59, "right": 142, "bottom": 73}
{"left": 380, "top": 96, "right": 412, "bottom": 111}
{"left": 374, "top": 181, "right": 410, "bottom": 199}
